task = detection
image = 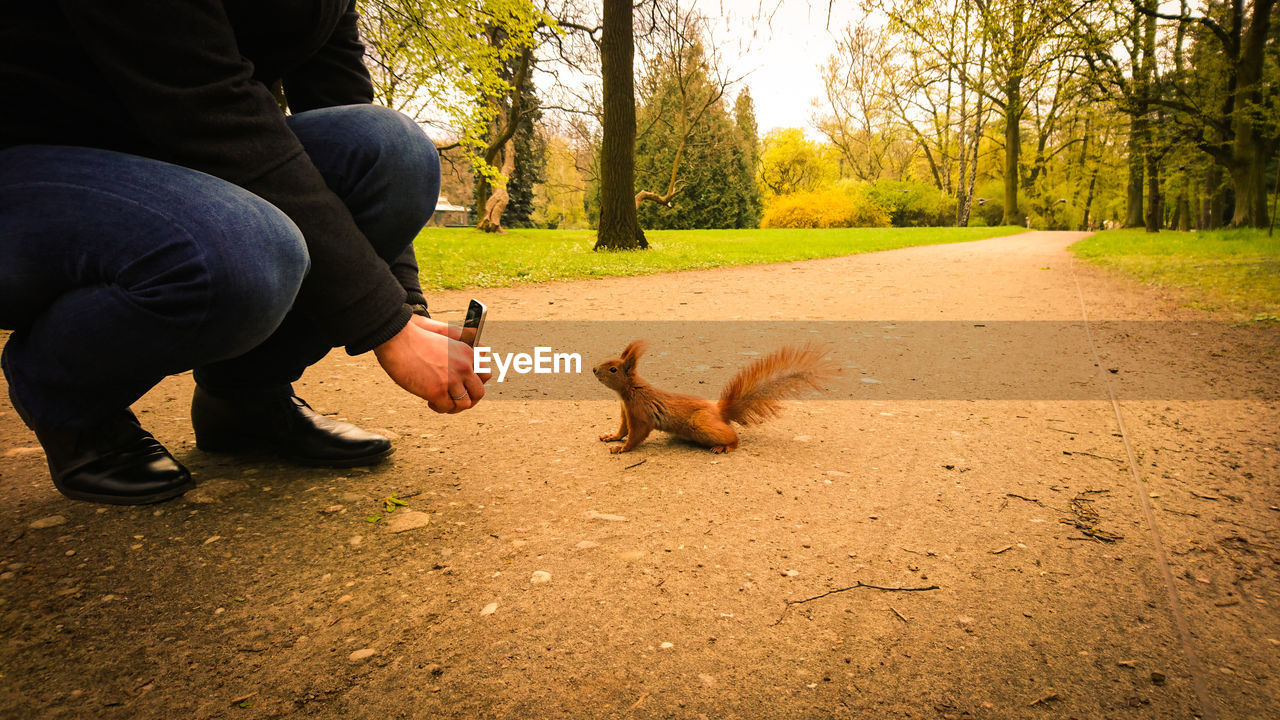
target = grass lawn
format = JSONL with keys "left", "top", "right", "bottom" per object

{"left": 412, "top": 226, "right": 1026, "bottom": 290}
{"left": 1070, "top": 228, "right": 1280, "bottom": 321}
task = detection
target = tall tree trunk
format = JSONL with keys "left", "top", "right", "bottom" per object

{"left": 1227, "top": 0, "right": 1276, "bottom": 227}
{"left": 1081, "top": 169, "right": 1099, "bottom": 231}
{"left": 1229, "top": 154, "right": 1269, "bottom": 228}
{"left": 1001, "top": 79, "right": 1022, "bottom": 226}
{"left": 1201, "top": 163, "right": 1223, "bottom": 229}
{"left": 1124, "top": 114, "right": 1146, "bottom": 227}
{"left": 1145, "top": 153, "right": 1161, "bottom": 232}
{"left": 477, "top": 136, "right": 516, "bottom": 233}
{"left": 1140, "top": 5, "right": 1160, "bottom": 233}
{"left": 595, "top": 0, "right": 648, "bottom": 250}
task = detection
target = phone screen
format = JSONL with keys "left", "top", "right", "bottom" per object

{"left": 461, "top": 299, "right": 488, "bottom": 347}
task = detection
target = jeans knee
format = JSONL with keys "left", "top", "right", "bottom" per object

{"left": 348, "top": 105, "right": 440, "bottom": 226}
{"left": 372, "top": 107, "right": 440, "bottom": 224}
{"left": 200, "top": 199, "right": 308, "bottom": 354}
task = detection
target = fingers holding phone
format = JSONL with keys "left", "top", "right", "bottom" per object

{"left": 374, "top": 319, "right": 489, "bottom": 413}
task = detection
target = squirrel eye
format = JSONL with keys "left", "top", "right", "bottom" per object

{"left": 609, "top": 367, "right": 617, "bottom": 373}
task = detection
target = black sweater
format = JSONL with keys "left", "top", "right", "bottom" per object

{"left": 0, "top": 0, "right": 413, "bottom": 354}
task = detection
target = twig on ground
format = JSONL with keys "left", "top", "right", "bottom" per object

{"left": 1161, "top": 507, "right": 1201, "bottom": 518}
{"left": 1062, "top": 450, "right": 1123, "bottom": 464}
{"left": 1006, "top": 493, "right": 1043, "bottom": 505}
{"left": 890, "top": 606, "right": 909, "bottom": 624}
{"left": 626, "top": 692, "right": 650, "bottom": 715}
{"left": 772, "top": 581, "right": 940, "bottom": 625}
{"left": 624, "top": 459, "right": 647, "bottom": 470}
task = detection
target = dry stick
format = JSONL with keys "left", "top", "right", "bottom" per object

{"left": 773, "top": 581, "right": 940, "bottom": 626}
{"left": 890, "top": 606, "right": 909, "bottom": 624}
{"left": 624, "top": 459, "right": 647, "bottom": 470}
{"left": 1006, "top": 493, "right": 1043, "bottom": 505}
{"left": 1062, "top": 450, "right": 1124, "bottom": 464}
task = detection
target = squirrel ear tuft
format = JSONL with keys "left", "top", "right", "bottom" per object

{"left": 620, "top": 340, "right": 647, "bottom": 371}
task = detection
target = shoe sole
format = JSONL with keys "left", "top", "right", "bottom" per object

{"left": 196, "top": 436, "right": 395, "bottom": 468}
{"left": 51, "top": 476, "right": 197, "bottom": 506}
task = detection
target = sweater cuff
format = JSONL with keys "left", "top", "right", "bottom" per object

{"left": 345, "top": 302, "right": 413, "bottom": 356}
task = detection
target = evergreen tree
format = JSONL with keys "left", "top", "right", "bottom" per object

{"left": 501, "top": 78, "right": 545, "bottom": 228}
{"left": 733, "top": 89, "right": 763, "bottom": 228}
{"left": 634, "top": 44, "right": 755, "bottom": 229}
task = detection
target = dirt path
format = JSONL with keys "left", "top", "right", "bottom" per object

{"left": 1, "top": 231, "right": 1277, "bottom": 719}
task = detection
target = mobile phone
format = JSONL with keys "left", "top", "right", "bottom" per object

{"left": 460, "top": 299, "right": 488, "bottom": 347}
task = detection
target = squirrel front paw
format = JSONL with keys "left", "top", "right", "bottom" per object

{"left": 609, "top": 445, "right": 628, "bottom": 454}
{"left": 599, "top": 433, "right": 624, "bottom": 442}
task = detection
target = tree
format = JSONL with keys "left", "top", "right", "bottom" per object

{"left": 732, "top": 90, "right": 763, "bottom": 227}
{"left": 1147, "top": 0, "right": 1279, "bottom": 228}
{"left": 473, "top": 36, "right": 545, "bottom": 231}
{"left": 635, "top": 76, "right": 754, "bottom": 228}
{"left": 632, "top": 2, "right": 738, "bottom": 212}
{"left": 758, "top": 129, "right": 839, "bottom": 198}
{"left": 532, "top": 133, "right": 590, "bottom": 228}
{"left": 595, "top": 0, "right": 648, "bottom": 249}
{"left": 813, "top": 25, "right": 907, "bottom": 183}
{"left": 357, "top": 0, "right": 547, "bottom": 182}
{"left": 476, "top": 39, "right": 535, "bottom": 233}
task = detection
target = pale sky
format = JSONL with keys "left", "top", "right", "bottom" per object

{"left": 691, "top": 0, "right": 863, "bottom": 134}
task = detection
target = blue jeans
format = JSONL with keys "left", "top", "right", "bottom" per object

{"left": 0, "top": 104, "right": 439, "bottom": 428}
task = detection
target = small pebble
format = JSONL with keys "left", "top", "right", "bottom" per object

{"left": 29, "top": 515, "right": 66, "bottom": 530}
{"left": 480, "top": 602, "right": 498, "bottom": 616}
{"left": 348, "top": 648, "right": 377, "bottom": 662}
{"left": 384, "top": 511, "right": 432, "bottom": 533}
{"left": 530, "top": 571, "right": 551, "bottom": 584}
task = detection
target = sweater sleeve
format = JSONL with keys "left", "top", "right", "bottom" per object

{"left": 54, "top": 0, "right": 407, "bottom": 355}
{"left": 283, "top": 0, "right": 375, "bottom": 112}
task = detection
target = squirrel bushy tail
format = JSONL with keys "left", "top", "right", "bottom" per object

{"left": 717, "top": 345, "right": 833, "bottom": 425}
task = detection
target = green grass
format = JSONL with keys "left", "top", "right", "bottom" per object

{"left": 1070, "top": 228, "right": 1280, "bottom": 321}
{"left": 412, "top": 226, "right": 1026, "bottom": 291}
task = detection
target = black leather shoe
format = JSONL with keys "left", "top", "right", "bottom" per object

{"left": 8, "top": 388, "right": 194, "bottom": 505}
{"left": 191, "top": 386, "right": 393, "bottom": 467}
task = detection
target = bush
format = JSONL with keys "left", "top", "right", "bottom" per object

{"left": 761, "top": 188, "right": 890, "bottom": 229}
{"left": 865, "top": 180, "right": 957, "bottom": 227}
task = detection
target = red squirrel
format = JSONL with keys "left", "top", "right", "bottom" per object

{"left": 592, "top": 341, "right": 834, "bottom": 454}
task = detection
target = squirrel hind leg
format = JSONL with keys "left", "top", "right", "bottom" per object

{"left": 710, "top": 440, "right": 739, "bottom": 454}
{"left": 688, "top": 416, "right": 738, "bottom": 453}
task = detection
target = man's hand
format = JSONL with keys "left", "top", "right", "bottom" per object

{"left": 374, "top": 319, "right": 491, "bottom": 413}
{"left": 407, "top": 313, "right": 463, "bottom": 341}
